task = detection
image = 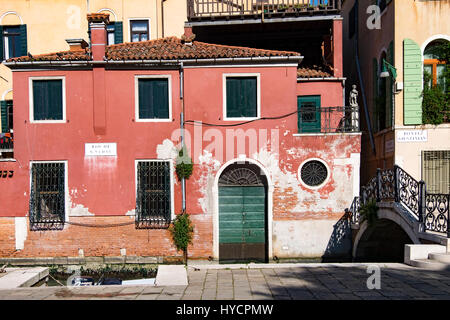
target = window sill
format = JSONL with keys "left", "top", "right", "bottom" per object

{"left": 0, "top": 158, "right": 16, "bottom": 162}
{"left": 135, "top": 118, "right": 173, "bottom": 122}
{"left": 293, "top": 132, "right": 362, "bottom": 137}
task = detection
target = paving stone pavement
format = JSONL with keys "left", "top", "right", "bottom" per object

{"left": 0, "top": 263, "right": 449, "bottom": 300}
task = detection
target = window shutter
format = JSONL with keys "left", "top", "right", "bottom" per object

{"left": 242, "top": 78, "right": 257, "bottom": 118}
{"left": 49, "top": 80, "right": 63, "bottom": 120}
{"left": 154, "top": 79, "right": 169, "bottom": 119}
{"left": 114, "top": 22, "right": 123, "bottom": 44}
{"left": 0, "top": 26, "right": 4, "bottom": 61}
{"left": 19, "top": 24, "right": 27, "bottom": 57}
{"left": 372, "top": 58, "right": 379, "bottom": 132}
{"left": 226, "top": 78, "right": 240, "bottom": 118}
{"left": 403, "top": 39, "right": 422, "bottom": 125}
{"left": 1, "top": 101, "right": 8, "bottom": 133}
{"left": 138, "top": 79, "right": 169, "bottom": 119}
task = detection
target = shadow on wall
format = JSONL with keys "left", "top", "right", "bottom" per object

{"left": 354, "top": 219, "right": 414, "bottom": 263}
{"left": 322, "top": 213, "right": 353, "bottom": 262}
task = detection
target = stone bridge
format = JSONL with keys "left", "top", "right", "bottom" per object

{"left": 347, "top": 165, "right": 450, "bottom": 269}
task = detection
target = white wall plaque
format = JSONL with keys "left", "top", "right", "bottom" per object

{"left": 397, "top": 130, "right": 428, "bottom": 143}
{"left": 85, "top": 143, "right": 117, "bottom": 156}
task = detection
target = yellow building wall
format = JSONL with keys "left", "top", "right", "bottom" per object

{"left": 394, "top": 0, "right": 450, "bottom": 127}
{"left": 0, "top": 0, "right": 187, "bottom": 101}
{"left": 393, "top": 0, "right": 450, "bottom": 181}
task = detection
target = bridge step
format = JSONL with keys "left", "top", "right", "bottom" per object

{"left": 429, "top": 253, "right": 450, "bottom": 264}
{"left": 410, "top": 259, "right": 450, "bottom": 271}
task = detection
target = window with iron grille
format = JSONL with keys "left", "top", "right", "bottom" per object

{"left": 422, "top": 151, "right": 450, "bottom": 194}
{"left": 29, "top": 162, "right": 65, "bottom": 231}
{"left": 136, "top": 161, "right": 171, "bottom": 228}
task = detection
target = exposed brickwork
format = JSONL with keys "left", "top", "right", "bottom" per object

{"left": 0, "top": 215, "right": 212, "bottom": 259}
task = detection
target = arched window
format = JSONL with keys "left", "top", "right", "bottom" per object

{"left": 424, "top": 40, "right": 448, "bottom": 90}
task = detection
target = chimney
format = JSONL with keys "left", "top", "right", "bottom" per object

{"left": 87, "top": 13, "right": 109, "bottom": 61}
{"left": 65, "top": 39, "right": 89, "bottom": 51}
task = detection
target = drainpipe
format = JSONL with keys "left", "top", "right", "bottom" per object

{"left": 180, "top": 62, "right": 186, "bottom": 213}
{"left": 161, "top": 0, "right": 167, "bottom": 38}
{"left": 354, "top": 1, "right": 376, "bottom": 155}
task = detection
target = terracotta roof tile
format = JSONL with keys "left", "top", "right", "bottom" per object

{"left": 7, "top": 37, "right": 301, "bottom": 63}
{"left": 297, "top": 65, "right": 333, "bottom": 78}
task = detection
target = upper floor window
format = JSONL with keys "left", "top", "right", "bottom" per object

{"left": 106, "top": 21, "right": 123, "bottom": 45}
{"left": 224, "top": 74, "right": 260, "bottom": 120}
{"left": 30, "top": 78, "right": 66, "bottom": 123}
{"left": 130, "top": 20, "right": 149, "bottom": 42}
{"left": 297, "top": 96, "right": 321, "bottom": 133}
{"left": 1, "top": 25, "right": 27, "bottom": 60}
{"left": 424, "top": 40, "right": 448, "bottom": 91}
{"left": 135, "top": 76, "right": 171, "bottom": 121}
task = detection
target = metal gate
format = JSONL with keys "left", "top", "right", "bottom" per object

{"left": 218, "top": 165, "right": 267, "bottom": 262}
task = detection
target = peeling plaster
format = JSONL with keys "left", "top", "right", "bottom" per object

{"left": 69, "top": 204, "right": 95, "bottom": 216}
{"left": 156, "top": 139, "right": 178, "bottom": 160}
{"left": 197, "top": 150, "right": 221, "bottom": 214}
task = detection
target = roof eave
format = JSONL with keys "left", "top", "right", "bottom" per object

{"left": 4, "top": 55, "right": 304, "bottom": 69}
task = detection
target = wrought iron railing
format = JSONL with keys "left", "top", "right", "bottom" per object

{"left": 0, "top": 133, "right": 13, "bottom": 151}
{"left": 348, "top": 165, "right": 450, "bottom": 237}
{"left": 187, "top": 0, "right": 341, "bottom": 20}
{"left": 298, "top": 106, "right": 359, "bottom": 134}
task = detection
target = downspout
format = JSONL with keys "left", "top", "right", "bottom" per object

{"left": 180, "top": 62, "right": 186, "bottom": 213}
{"left": 354, "top": 1, "right": 376, "bottom": 155}
{"left": 161, "top": 0, "right": 167, "bottom": 38}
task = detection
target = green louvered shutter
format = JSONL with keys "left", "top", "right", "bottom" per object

{"left": 403, "top": 39, "right": 422, "bottom": 125}
{"left": 138, "top": 78, "right": 169, "bottom": 119}
{"left": 1, "top": 101, "right": 8, "bottom": 133}
{"left": 0, "top": 26, "right": 4, "bottom": 61}
{"left": 226, "top": 77, "right": 257, "bottom": 118}
{"left": 33, "top": 80, "right": 63, "bottom": 120}
{"left": 373, "top": 58, "right": 379, "bottom": 132}
{"left": 114, "top": 22, "right": 123, "bottom": 44}
{"left": 19, "top": 24, "right": 27, "bottom": 57}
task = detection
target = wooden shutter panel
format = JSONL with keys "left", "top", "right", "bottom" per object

{"left": 19, "top": 24, "right": 27, "bottom": 57}
{"left": 0, "top": 26, "right": 4, "bottom": 61}
{"left": 403, "top": 39, "right": 422, "bottom": 125}
{"left": 242, "top": 78, "right": 257, "bottom": 118}
{"left": 114, "top": 22, "right": 123, "bottom": 44}
{"left": 139, "top": 79, "right": 152, "bottom": 119}
{"left": 154, "top": 79, "right": 169, "bottom": 119}
{"left": 49, "top": 80, "right": 63, "bottom": 120}
{"left": 226, "top": 78, "right": 240, "bottom": 118}
{"left": 1, "top": 101, "right": 8, "bottom": 133}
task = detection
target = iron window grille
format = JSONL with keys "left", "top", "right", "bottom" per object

{"left": 300, "top": 160, "right": 328, "bottom": 187}
{"left": 29, "top": 162, "right": 65, "bottom": 231}
{"left": 136, "top": 161, "right": 171, "bottom": 229}
{"left": 422, "top": 150, "right": 450, "bottom": 194}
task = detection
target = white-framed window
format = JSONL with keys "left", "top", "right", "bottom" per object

{"left": 128, "top": 18, "right": 150, "bottom": 42}
{"left": 135, "top": 75, "right": 172, "bottom": 122}
{"left": 29, "top": 160, "right": 68, "bottom": 230}
{"left": 223, "top": 73, "right": 260, "bottom": 121}
{"left": 29, "top": 76, "right": 66, "bottom": 123}
{"left": 298, "top": 158, "right": 331, "bottom": 190}
{"left": 135, "top": 159, "right": 175, "bottom": 228}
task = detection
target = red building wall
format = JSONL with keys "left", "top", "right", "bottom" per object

{"left": 0, "top": 63, "right": 360, "bottom": 260}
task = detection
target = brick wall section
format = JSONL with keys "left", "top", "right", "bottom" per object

{"left": 0, "top": 218, "right": 16, "bottom": 256}
{"left": 0, "top": 215, "right": 212, "bottom": 259}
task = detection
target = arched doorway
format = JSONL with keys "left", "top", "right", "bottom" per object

{"left": 218, "top": 162, "right": 268, "bottom": 263}
{"left": 354, "top": 219, "right": 414, "bottom": 262}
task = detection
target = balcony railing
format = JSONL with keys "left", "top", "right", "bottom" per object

{"left": 0, "top": 133, "right": 13, "bottom": 153}
{"left": 297, "top": 106, "right": 360, "bottom": 134}
{"left": 187, "top": 0, "right": 341, "bottom": 21}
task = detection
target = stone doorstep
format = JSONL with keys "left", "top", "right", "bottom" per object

{"left": 0, "top": 267, "right": 49, "bottom": 289}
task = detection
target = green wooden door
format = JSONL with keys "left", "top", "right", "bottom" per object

{"left": 298, "top": 96, "right": 321, "bottom": 133}
{"left": 219, "top": 186, "right": 266, "bottom": 262}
